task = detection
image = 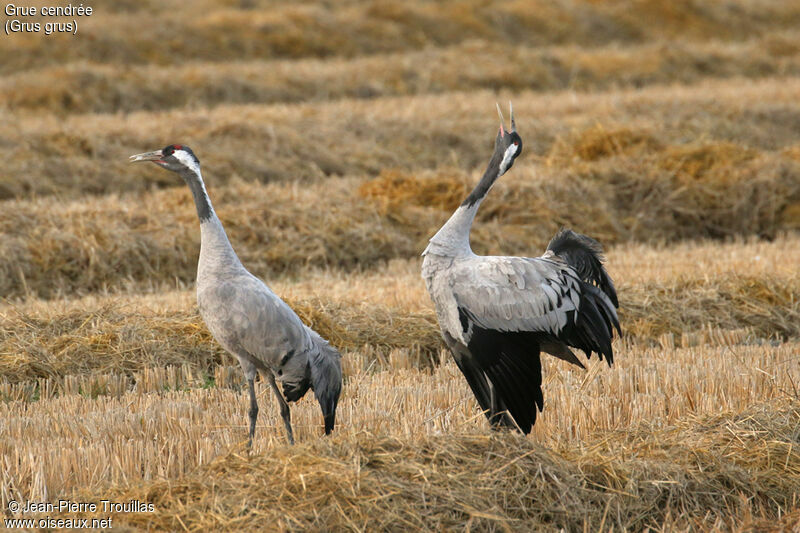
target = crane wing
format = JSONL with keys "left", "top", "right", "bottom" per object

{"left": 199, "top": 275, "right": 316, "bottom": 390}
{"left": 452, "top": 256, "right": 577, "bottom": 333}
{"left": 433, "top": 254, "right": 619, "bottom": 434}
{"left": 449, "top": 254, "right": 619, "bottom": 364}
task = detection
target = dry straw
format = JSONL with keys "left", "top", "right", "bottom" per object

{"left": 4, "top": 0, "right": 799, "bottom": 77}
{"left": 1, "top": 238, "right": 799, "bottom": 529}
{"left": 1, "top": 236, "right": 798, "bottom": 384}
{"left": 3, "top": 0, "right": 800, "bottom": 528}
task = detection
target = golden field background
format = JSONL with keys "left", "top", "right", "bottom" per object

{"left": 1, "top": 0, "right": 800, "bottom": 530}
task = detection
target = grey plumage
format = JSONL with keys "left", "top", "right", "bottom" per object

{"left": 422, "top": 105, "right": 620, "bottom": 434}
{"left": 130, "top": 144, "right": 342, "bottom": 445}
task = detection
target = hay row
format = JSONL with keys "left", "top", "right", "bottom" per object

{"left": 4, "top": 77, "right": 800, "bottom": 200}
{"left": 1, "top": 234, "right": 798, "bottom": 384}
{"left": 2, "top": 345, "right": 797, "bottom": 529}
{"left": 5, "top": 0, "right": 800, "bottom": 75}
{"left": 1, "top": 150, "right": 798, "bottom": 299}
{"left": 4, "top": 34, "right": 800, "bottom": 115}
{"left": 76, "top": 403, "right": 799, "bottom": 531}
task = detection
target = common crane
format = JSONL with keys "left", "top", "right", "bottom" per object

{"left": 130, "top": 145, "right": 342, "bottom": 445}
{"left": 421, "top": 104, "right": 620, "bottom": 434}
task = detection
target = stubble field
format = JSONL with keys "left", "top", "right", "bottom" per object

{"left": 1, "top": 1, "right": 800, "bottom": 530}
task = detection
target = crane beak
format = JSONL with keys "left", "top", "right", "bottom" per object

{"left": 496, "top": 102, "right": 516, "bottom": 135}
{"left": 129, "top": 150, "right": 164, "bottom": 163}
{"left": 496, "top": 102, "right": 506, "bottom": 138}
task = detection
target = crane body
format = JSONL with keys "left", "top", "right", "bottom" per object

{"left": 422, "top": 105, "right": 620, "bottom": 434}
{"left": 130, "top": 145, "right": 341, "bottom": 445}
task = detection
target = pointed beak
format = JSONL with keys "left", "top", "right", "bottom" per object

{"left": 496, "top": 102, "right": 506, "bottom": 137}
{"left": 129, "top": 150, "right": 164, "bottom": 163}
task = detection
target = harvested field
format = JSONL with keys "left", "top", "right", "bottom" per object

{"left": 2, "top": 237, "right": 799, "bottom": 530}
{"left": 1, "top": 0, "right": 799, "bottom": 530}
{"left": 1, "top": 236, "right": 799, "bottom": 385}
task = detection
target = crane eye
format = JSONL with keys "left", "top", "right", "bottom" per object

{"left": 513, "top": 140, "right": 519, "bottom": 146}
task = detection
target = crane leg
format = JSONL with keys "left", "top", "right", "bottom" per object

{"left": 487, "top": 382, "right": 514, "bottom": 430}
{"left": 488, "top": 381, "right": 503, "bottom": 427}
{"left": 247, "top": 375, "right": 259, "bottom": 447}
{"left": 266, "top": 372, "right": 295, "bottom": 445}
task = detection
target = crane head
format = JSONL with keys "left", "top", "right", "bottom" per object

{"left": 494, "top": 102, "right": 522, "bottom": 176}
{"left": 129, "top": 144, "right": 200, "bottom": 175}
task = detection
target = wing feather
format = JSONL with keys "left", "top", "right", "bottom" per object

{"left": 547, "top": 228, "right": 618, "bottom": 307}
{"left": 458, "top": 322, "right": 544, "bottom": 434}
{"left": 449, "top": 256, "right": 579, "bottom": 336}
{"left": 447, "top": 254, "right": 618, "bottom": 364}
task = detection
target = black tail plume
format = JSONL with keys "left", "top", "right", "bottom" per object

{"left": 547, "top": 228, "right": 618, "bottom": 307}
{"left": 307, "top": 329, "right": 343, "bottom": 435}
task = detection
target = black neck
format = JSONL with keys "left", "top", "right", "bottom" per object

{"left": 461, "top": 149, "right": 503, "bottom": 207}
{"left": 180, "top": 168, "right": 214, "bottom": 223}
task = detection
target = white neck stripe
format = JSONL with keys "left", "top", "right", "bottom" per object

{"left": 172, "top": 149, "right": 201, "bottom": 176}
{"left": 173, "top": 149, "right": 216, "bottom": 218}
{"left": 499, "top": 144, "right": 517, "bottom": 175}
